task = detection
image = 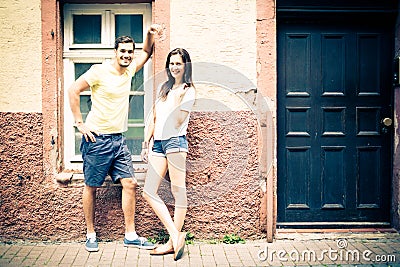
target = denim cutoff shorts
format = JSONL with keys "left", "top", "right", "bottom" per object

{"left": 80, "top": 133, "right": 135, "bottom": 187}
{"left": 151, "top": 135, "right": 188, "bottom": 157}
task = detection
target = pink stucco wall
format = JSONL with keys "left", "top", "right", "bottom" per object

{"left": 0, "top": 111, "right": 263, "bottom": 241}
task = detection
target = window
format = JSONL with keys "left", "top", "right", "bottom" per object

{"left": 63, "top": 4, "right": 152, "bottom": 169}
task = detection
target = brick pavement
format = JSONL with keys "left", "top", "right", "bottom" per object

{"left": 0, "top": 232, "right": 400, "bottom": 266}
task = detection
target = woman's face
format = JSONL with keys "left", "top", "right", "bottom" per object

{"left": 169, "top": 54, "right": 185, "bottom": 82}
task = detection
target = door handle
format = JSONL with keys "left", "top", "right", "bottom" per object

{"left": 382, "top": 118, "right": 393, "bottom": 127}
{"left": 381, "top": 118, "right": 392, "bottom": 134}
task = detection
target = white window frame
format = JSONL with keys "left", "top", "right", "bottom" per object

{"left": 63, "top": 4, "right": 153, "bottom": 170}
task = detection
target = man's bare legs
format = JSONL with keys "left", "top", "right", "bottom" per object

{"left": 83, "top": 185, "right": 97, "bottom": 234}
{"left": 82, "top": 185, "right": 99, "bottom": 252}
{"left": 120, "top": 178, "right": 138, "bottom": 233}
{"left": 82, "top": 179, "right": 138, "bottom": 235}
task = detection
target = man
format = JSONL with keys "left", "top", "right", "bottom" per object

{"left": 68, "top": 24, "right": 162, "bottom": 252}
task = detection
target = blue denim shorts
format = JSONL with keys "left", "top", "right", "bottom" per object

{"left": 151, "top": 135, "right": 188, "bottom": 157}
{"left": 80, "top": 133, "right": 135, "bottom": 187}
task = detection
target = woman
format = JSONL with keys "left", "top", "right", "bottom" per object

{"left": 141, "top": 48, "right": 195, "bottom": 261}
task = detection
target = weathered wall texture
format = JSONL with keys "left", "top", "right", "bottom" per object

{"left": 0, "top": 111, "right": 262, "bottom": 241}
{"left": 393, "top": 8, "right": 400, "bottom": 230}
{"left": 394, "top": 88, "right": 400, "bottom": 230}
{"left": 0, "top": 0, "right": 42, "bottom": 112}
{"left": 256, "top": 0, "right": 276, "bottom": 240}
{"left": 170, "top": 0, "right": 257, "bottom": 87}
{"left": 184, "top": 111, "right": 261, "bottom": 239}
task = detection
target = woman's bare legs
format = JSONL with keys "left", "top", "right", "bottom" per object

{"left": 167, "top": 152, "right": 188, "bottom": 232}
{"left": 143, "top": 154, "right": 179, "bottom": 247}
{"left": 158, "top": 152, "right": 188, "bottom": 250}
{"left": 143, "top": 152, "right": 188, "bottom": 252}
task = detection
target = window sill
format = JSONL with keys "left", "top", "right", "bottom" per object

{"left": 69, "top": 155, "right": 143, "bottom": 163}
{"left": 56, "top": 164, "right": 148, "bottom": 187}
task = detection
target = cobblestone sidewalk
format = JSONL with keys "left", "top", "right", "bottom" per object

{"left": 0, "top": 232, "right": 399, "bottom": 266}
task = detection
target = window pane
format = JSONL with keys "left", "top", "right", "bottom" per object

{"left": 75, "top": 128, "right": 82, "bottom": 155}
{"left": 74, "top": 95, "right": 91, "bottom": 155}
{"left": 80, "top": 95, "right": 91, "bottom": 121}
{"left": 75, "top": 63, "right": 93, "bottom": 80}
{"left": 131, "top": 67, "right": 144, "bottom": 91}
{"left": 73, "top": 15, "right": 101, "bottom": 44}
{"left": 115, "top": 14, "right": 143, "bottom": 43}
{"left": 125, "top": 127, "right": 144, "bottom": 155}
{"left": 128, "top": 95, "right": 144, "bottom": 123}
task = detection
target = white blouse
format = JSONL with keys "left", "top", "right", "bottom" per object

{"left": 153, "top": 85, "right": 196, "bottom": 140}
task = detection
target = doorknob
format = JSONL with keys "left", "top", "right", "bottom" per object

{"left": 382, "top": 118, "right": 393, "bottom": 127}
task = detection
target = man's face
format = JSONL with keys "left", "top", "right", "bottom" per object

{"left": 115, "top": 42, "right": 134, "bottom": 67}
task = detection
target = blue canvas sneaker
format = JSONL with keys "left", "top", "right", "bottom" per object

{"left": 85, "top": 236, "right": 99, "bottom": 252}
{"left": 124, "top": 236, "right": 155, "bottom": 250}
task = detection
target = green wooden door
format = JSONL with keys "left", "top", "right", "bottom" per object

{"left": 277, "top": 17, "right": 394, "bottom": 225}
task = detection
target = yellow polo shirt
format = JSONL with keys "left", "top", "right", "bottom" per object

{"left": 83, "top": 61, "right": 137, "bottom": 134}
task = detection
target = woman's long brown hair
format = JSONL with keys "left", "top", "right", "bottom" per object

{"left": 159, "top": 48, "right": 194, "bottom": 100}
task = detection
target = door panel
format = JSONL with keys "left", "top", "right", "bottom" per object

{"left": 277, "top": 19, "right": 393, "bottom": 223}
